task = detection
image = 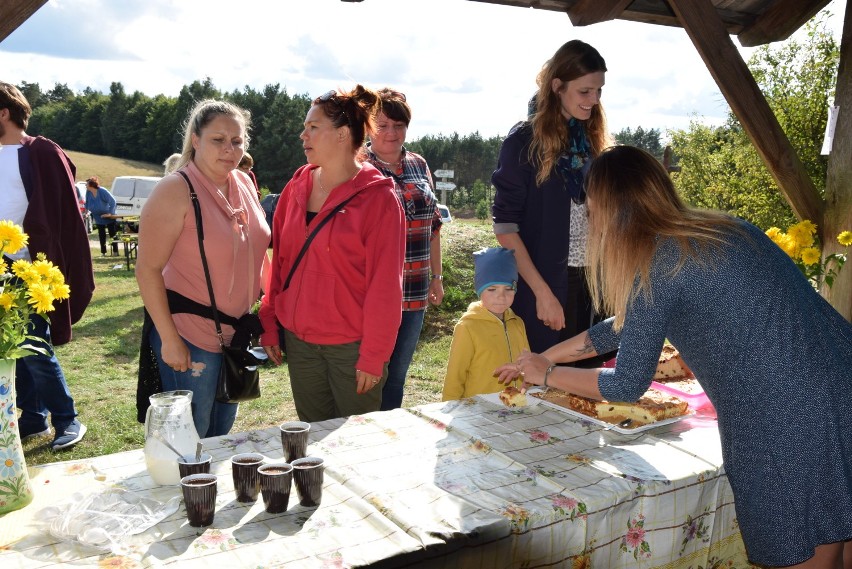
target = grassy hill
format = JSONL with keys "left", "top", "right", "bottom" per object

{"left": 67, "top": 150, "right": 164, "bottom": 186}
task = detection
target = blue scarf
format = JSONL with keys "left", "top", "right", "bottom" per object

{"left": 555, "top": 118, "right": 591, "bottom": 204}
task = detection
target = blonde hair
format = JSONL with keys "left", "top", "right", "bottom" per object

{"left": 177, "top": 100, "right": 251, "bottom": 171}
{"left": 584, "top": 146, "right": 743, "bottom": 330}
{"left": 530, "top": 40, "right": 613, "bottom": 186}
{"left": 162, "top": 153, "right": 182, "bottom": 174}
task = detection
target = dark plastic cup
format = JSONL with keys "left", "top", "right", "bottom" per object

{"left": 279, "top": 421, "right": 311, "bottom": 463}
{"left": 230, "top": 453, "right": 264, "bottom": 502}
{"left": 258, "top": 463, "right": 294, "bottom": 513}
{"left": 291, "top": 456, "right": 324, "bottom": 507}
{"left": 180, "top": 473, "right": 217, "bottom": 527}
{"left": 178, "top": 453, "right": 212, "bottom": 479}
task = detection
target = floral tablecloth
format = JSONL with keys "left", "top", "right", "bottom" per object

{"left": 0, "top": 396, "right": 756, "bottom": 568}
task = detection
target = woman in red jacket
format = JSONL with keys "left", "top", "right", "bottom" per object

{"left": 259, "top": 85, "right": 405, "bottom": 422}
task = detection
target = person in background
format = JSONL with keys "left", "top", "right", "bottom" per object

{"left": 497, "top": 145, "right": 852, "bottom": 569}
{"left": 84, "top": 176, "right": 119, "bottom": 256}
{"left": 0, "top": 81, "right": 94, "bottom": 450}
{"left": 162, "top": 153, "right": 181, "bottom": 175}
{"left": 135, "top": 99, "right": 269, "bottom": 438}
{"left": 259, "top": 85, "right": 405, "bottom": 422}
{"left": 238, "top": 151, "right": 261, "bottom": 200}
{"left": 492, "top": 39, "right": 614, "bottom": 364}
{"left": 442, "top": 247, "right": 528, "bottom": 401}
{"left": 364, "top": 87, "right": 443, "bottom": 410}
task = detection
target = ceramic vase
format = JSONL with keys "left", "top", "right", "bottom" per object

{"left": 0, "top": 358, "right": 34, "bottom": 514}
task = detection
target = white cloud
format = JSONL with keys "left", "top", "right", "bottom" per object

{"left": 0, "top": 0, "right": 845, "bottom": 140}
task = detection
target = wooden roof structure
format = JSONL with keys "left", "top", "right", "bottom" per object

{"left": 467, "top": 0, "right": 833, "bottom": 47}
{"left": 1, "top": 0, "right": 850, "bottom": 318}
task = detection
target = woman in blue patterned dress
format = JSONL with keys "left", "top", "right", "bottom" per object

{"left": 499, "top": 145, "right": 852, "bottom": 568}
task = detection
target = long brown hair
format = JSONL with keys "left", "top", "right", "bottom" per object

{"left": 530, "top": 40, "right": 612, "bottom": 186}
{"left": 584, "top": 146, "right": 743, "bottom": 330}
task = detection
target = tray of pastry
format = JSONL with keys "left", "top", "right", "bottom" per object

{"left": 526, "top": 386, "right": 694, "bottom": 434}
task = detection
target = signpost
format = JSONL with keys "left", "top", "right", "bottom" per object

{"left": 435, "top": 164, "right": 454, "bottom": 205}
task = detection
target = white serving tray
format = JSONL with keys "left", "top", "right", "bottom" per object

{"left": 484, "top": 387, "right": 694, "bottom": 434}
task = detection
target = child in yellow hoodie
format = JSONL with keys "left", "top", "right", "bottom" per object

{"left": 442, "top": 247, "right": 530, "bottom": 400}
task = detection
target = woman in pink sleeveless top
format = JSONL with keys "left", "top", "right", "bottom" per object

{"left": 136, "top": 100, "right": 269, "bottom": 438}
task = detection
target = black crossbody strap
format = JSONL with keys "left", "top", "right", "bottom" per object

{"left": 177, "top": 170, "right": 226, "bottom": 347}
{"left": 282, "top": 191, "right": 360, "bottom": 291}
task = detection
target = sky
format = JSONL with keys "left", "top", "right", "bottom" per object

{"left": 0, "top": 0, "right": 846, "bottom": 142}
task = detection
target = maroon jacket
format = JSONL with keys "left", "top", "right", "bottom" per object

{"left": 18, "top": 136, "right": 95, "bottom": 345}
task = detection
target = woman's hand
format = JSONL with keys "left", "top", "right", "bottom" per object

{"left": 263, "top": 344, "right": 284, "bottom": 366}
{"left": 495, "top": 350, "right": 551, "bottom": 388}
{"left": 356, "top": 369, "right": 382, "bottom": 395}
{"left": 536, "top": 290, "right": 565, "bottom": 330}
{"left": 161, "top": 337, "right": 191, "bottom": 373}
{"left": 428, "top": 278, "right": 444, "bottom": 305}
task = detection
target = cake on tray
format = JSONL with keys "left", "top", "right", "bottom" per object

{"left": 531, "top": 387, "right": 689, "bottom": 428}
{"left": 654, "top": 345, "right": 695, "bottom": 382}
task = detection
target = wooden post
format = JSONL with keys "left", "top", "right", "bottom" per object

{"left": 667, "top": 0, "right": 824, "bottom": 226}
{"left": 0, "top": 0, "right": 47, "bottom": 42}
{"left": 822, "top": 0, "right": 852, "bottom": 321}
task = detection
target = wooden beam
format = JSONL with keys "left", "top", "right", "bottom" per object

{"left": 668, "top": 0, "right": 824, "bottom": 226}
{"left": 568, "top": 0, "right": 633, "bottom": 26}
{"left": 738, "top": 0, "right": 831, "bottom": 47}
{"left": 822, "top": 0, "right": 852, "bottom": 320}
{"left": 0, "top": 0, "right": 47, "bottom": 44}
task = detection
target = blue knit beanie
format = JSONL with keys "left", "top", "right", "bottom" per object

{"left": 474, "top": 247, "right": 518, "bottom": 296}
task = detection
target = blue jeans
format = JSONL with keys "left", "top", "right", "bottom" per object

{"left": 149, "top": 327, "right": 237, "bottom": 438}
{"left": 380, "top": 309, "right": 426, "bottom": 411}
{"left": 15, "top": 315, "right": 78, "bottom": 432}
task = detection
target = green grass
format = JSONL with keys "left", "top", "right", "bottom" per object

{"left": 22, "top": 219, "right": 497, "bottom": 465}
{"left": 66, "top": 151, "right": 163, "bottom": 186}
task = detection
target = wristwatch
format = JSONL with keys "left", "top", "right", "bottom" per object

{"left": 431, "top": 274, "right": 443, "bottom": 280}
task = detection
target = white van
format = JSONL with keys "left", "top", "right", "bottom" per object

{"left": 111, "top": 176, "right": 161, "bottom": 216}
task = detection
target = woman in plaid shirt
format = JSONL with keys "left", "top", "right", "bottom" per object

{"left": 365, "top": 88, "right": 444, "bottom": 410}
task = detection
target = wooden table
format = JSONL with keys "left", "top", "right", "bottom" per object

{"left": 0, "top": 396, "right": 754, "bottom": 568}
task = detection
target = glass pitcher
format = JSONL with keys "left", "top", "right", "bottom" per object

{"left": 144, "top": 390, "right": 200, "bottom": 485}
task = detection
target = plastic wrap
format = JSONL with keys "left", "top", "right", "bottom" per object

{"left": 34, "top": 487, "right": 181, "bottom": 554}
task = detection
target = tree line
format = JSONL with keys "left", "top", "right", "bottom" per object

{"left": 20, "top": 76, "right": 662, "bottom": 213}
{"left": 19, "top": 13, "right": 836, "bottom": 230}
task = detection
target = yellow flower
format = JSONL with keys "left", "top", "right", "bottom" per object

{"left": 797, "top": 219, "right": 817, "bottom": 235}
{"left": 51, "top": 282, "right": 71, "bottom": 301}
{"left": 11, "top": 260, "right": 37, "bottom": 283}
{"left": 800, "top": 247, "right": 821, "bottom": 265}
{"left": 765, "top": 227, "right": 782, "bottom": 241}
{"left": 0, "top": 225, "right": 68, "bottom": 359}
{"left": 26, "top": 283, "right": 55, "bottom": 313}
{"left": 787, "top": 222, "right": 816, "bottom": 249}
{"left": 0, "top": 292, "right": 13, "bottom": 311}
{"left": 775, "top": 233, "right": 798, "bottom": 259}
{"left": 839, "top": 231, "right": 852, "bottom": 247}
{"left": 0, "top": 221, "right": 28, "bottom": 255}
{"left": 31, "top": 259, "right": 55, "bottom": 281}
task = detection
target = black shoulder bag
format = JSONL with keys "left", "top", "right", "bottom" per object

{"left": 178, "top": 170, "right": 263, "bottom": 404}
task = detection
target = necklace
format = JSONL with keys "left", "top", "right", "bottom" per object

{"left": 372, "top": 152, "right": 401, "bottom": 169}
{"left": 317, "top": 169, "right": 328, "bottom": 195}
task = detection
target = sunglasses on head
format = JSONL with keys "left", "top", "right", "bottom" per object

{"left": 319, "top": 90, "right": 340, "bottom": 103}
